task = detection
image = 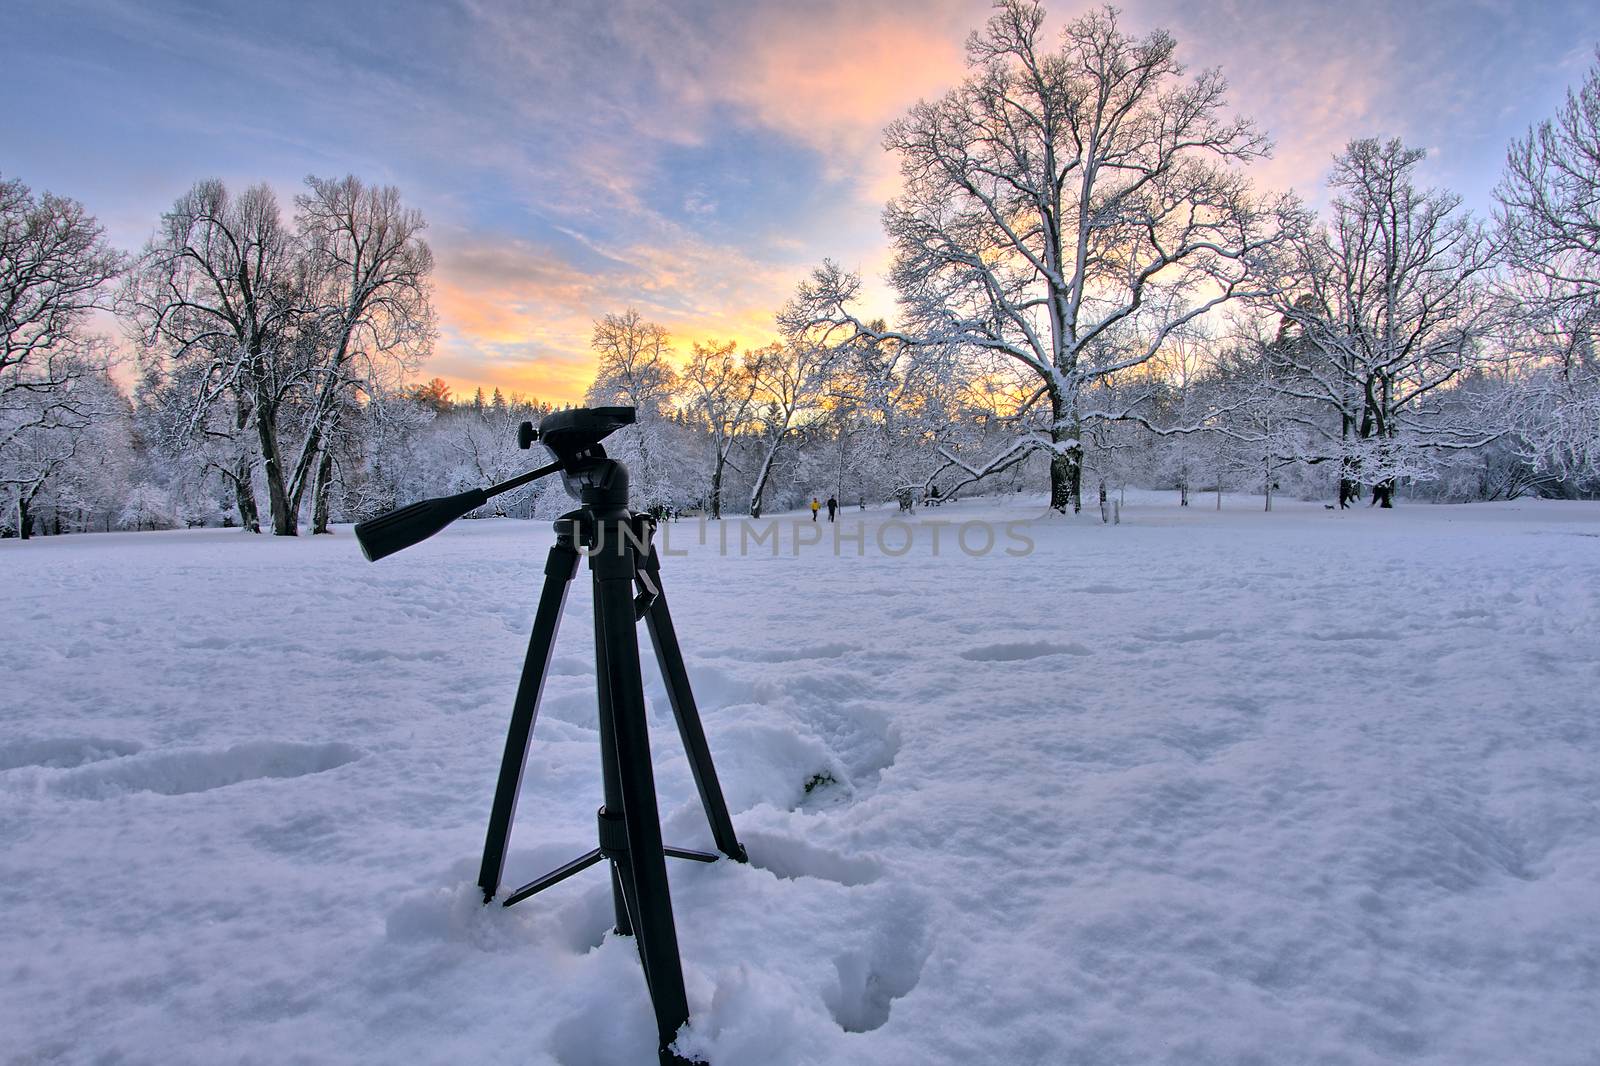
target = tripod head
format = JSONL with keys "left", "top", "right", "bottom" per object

{"left": 521, "top": 406, "right": 635, "bottom": 463}
{"left": 353, "top": 405, "right": 637, "bottom": 562}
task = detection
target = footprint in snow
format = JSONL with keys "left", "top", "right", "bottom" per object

{"left": 1306, "top": 629, "right": 1399, "bottom": 643}
{"left": 178, "top": 634, "right": 235, "bottom": 650}
{"left": 823, "top": 887, "right": 933, "bottom": 1033}
{"left": 0, "top": 736, "right": 144, "bottom": 772}
{"left": 734, "top": 830, "right": 931, "bottom": 1034}
{"left": 48, "top": 740, "right": 363, "bottom": 799}
{"left": 334, "top": 646, "right": 451, "bottom": 663}
{"left": 958, "top": 641, "right": 1091, "bottom": 662}
{"left": 1144, "top": 627, "right": 1226, "bottom": 644}
{"left": 707, "top": 642, "right": 855, "bottom": 663}
{"left": 740, "top": 829, "right": 883, "bottom": 886}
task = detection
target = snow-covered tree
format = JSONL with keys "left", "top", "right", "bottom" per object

{"left": 1497, "top": 50, "right": 1600, "bottom": 304}
{"left": 1493, "top": 278, "right": 1599, "bottom": 485}
{"left": 125, "top": 177, "right": 436, "bottom": 534}
{"left": 1, "top": 361, "right": 123, "bottom": 536}
{"left": 1146, "top": 338, "right": 1213, "bottom": 507}
{"left": 292, "top": 175, "right": 435, "bottom": 533}
{"left": 584, "top": 309, "right": 692, "bottom": 508}
{"left": 683, "top": 339, "right": 759, "bottom": 518}
{"left": 785, "top": 2, "right": 1298, "bottom": 511}
{"left": 438, "top": 395, "right": 560, "bottom": 518}
{"left": 1270, "top": 139, "right": 1497, "bottom": 506}
{"left": 1495, "top": 54, "right": 1600, "bottom": 486}
{"left": 745, "top": 341, "right": 838, "bottom": 517}
{"left": 1208, "top": 339, "right": 1312, "bottom": 510}
{"left": 124, "top": 180, "right": 306, "bottom": 533}
{"left": 0, "top": 175, "right": 124, "bottom": 537}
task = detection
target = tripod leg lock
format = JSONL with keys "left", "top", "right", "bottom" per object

{"left": 597, "top": 806, "right": 630, "bottom": 860}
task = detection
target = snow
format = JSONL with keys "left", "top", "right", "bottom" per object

{"left": 3, "top": 493, "right": 1599, "bottom": 1065}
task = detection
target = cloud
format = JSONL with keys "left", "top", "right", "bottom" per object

{"left": 714, "top": 1, "right": 981, "bottom": 205}
{"left": 722, "top": 7, "right": 971, "bottom": 140}
{"left": 427, "top": 219, "right": 802, "bottom": 402}
{"left": 18, "top": 0, "right": 1588, "bottom": 405}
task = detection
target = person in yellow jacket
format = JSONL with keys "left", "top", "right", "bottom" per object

{"left": 810, "top": 497, "right": 821, "bottom": 522}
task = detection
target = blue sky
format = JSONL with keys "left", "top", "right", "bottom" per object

{"left": 7, "top": 0, "right": 1595, "bottom": 401}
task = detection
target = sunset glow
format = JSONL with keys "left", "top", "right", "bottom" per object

{"left": 9, "top": 0, "right": 1593, "bottom": 403}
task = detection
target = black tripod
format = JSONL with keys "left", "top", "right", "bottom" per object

{"left": 353, "top": 407, "right": 746, "bottom": 1065}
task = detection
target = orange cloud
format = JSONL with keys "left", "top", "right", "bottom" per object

{"left": 728, "top": 14, "right": 968, "bottom": 139}
{"left": 428, "top": 227, "right": 814, "bottom": 404}
{"left": 722, "top": 5, "right": 975, "bottom": 203}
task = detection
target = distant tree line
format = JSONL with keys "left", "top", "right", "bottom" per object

{"left": 2, "top": 4, "right": 1597, "bottom": 537}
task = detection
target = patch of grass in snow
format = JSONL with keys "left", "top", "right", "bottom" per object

{"left": 804, "top": 771, "right": 838, "bottom": 794}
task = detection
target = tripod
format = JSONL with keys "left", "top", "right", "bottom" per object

{"left": 355, "top": 408, "right": 747, "bottom": 1063}
{"left": 474, "top": 454, "right": 747, "bottom": 1065}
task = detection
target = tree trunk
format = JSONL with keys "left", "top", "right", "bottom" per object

{"left": 1339, "top": 407, "right": 1357, "bottom": 508}
{"left": 234, "top": 455, "right": 261, "bottom": 533}
{"left": 834, "top": 432, "right": 848, "bottom": 501}
{"left": 1371, "top": 479, "right": 1395, "bottom": 508}
{"left": 1047, "top": 391, "right": 1077, "bottom": 513}
{"left": 749, "top": 439, "right": 779, "bottom": 518}
{"left": 710, "top": 460, "right": 723, "bottom": 520}
{"left": 1048, "top": 449, "right": 1073, "bottom": 512}
{"left": 17, "top": 494, "right": 31, "bottom": 540}
{"left": 232, "top": 401, "right": 262, "bottom": 533}
{"left": 311, "top": 449, "right": 336, "bottom": 534}
{"left": 1070, "top": 452, "right": 1083, "bottom": 513}
{"left": 249, "top": 394, "right": 296, "bottom": 535}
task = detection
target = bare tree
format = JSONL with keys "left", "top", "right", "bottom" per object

{"left": 1495, "top": 290, "right": 1598, "bottom": 483}
{"left": 1207, "top": 337, "right": 1311, "bottom": 511}
{"left": 586, "top": 309, "right": 683, "bottom": 506}
{"left": 587, "top": 310, "right": 678, "bottom": 410}
{"left": 745, "top": 341, "right": 837, "bottom": 517}
{"left": 0, "top": 175, "right": 124, "bottom": 537}
{"left": 1, "top": 358, "right": 122, "bottom": 538}
{"left": 784, "top": 2, "right": 1297, "bottom": 511}
{"left": 1495, "top": 53, "right": 1600, "bottom": 485}
{"left": 683, "top": 338, "right": 759, "bottom": 518}
{"left": 1148, "top": 337, "right": 1212, "bottom": 507}
{"left": 1272, "top": 139, "right": 1497, "bottom": 507}
{"left": 125, "top": 180, "right": 304, "bottom": 533}
{"left": 1497, "top": 50, "right": 1600, "bottom": 304}
{"left": 293, "top": 175, "right": 435, "bottom": 532}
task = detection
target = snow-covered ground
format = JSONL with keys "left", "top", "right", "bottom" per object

{"left": 4, "top": 493, "right": 1599, "bottom": 1065}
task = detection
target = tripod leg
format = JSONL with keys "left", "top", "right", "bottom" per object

{"left": 593, "top": 582, "right": 634, "bottom": 936}
{"left": 477, "top": 540, "right": 582, "bottom": 903}
{"left": 594, "top": 550, "right": 692, "bottom": 1058}
{"left": 642, "top": 556, "right": 747, "bottom": 863}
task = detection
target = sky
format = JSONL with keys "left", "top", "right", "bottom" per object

{"left": 6, "top": 0, "right": 1596, "bottom": 404}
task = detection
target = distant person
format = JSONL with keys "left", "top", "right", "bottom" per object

{"left": 810, "top": 497, "right": 821, "bottom": 522}
{"left": 859, "top": 494, "right": 866, "bottom": 510}
{"left": 826, "top": 496, "right": 838, "bottom": 522}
